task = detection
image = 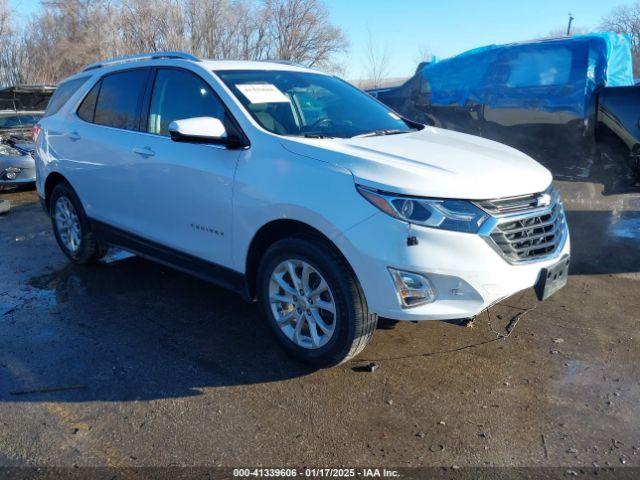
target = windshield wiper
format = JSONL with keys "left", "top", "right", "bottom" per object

{"left": 352, "top": 129, "right": 411, "bottom": 138}
{"left": 292, "top": 133, "right": 334, "bottom": 139}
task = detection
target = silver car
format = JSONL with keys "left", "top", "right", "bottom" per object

{"left": 0, "top": 85, "right": 55, "bottom": 187}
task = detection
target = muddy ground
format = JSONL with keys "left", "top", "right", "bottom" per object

{"left": 0, "top": 181, "right": 639, "bottom": 473}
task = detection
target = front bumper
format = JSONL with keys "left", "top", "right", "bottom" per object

{"left": 0, "top": 153, "right": 36, "bottom": 185}
{"left": 336, "top": 212, "right": 570, "bottom": 321}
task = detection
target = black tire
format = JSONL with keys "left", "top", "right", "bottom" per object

{"left": 257, "top": 236, "right": 377, "bottom": 367}
{"left": 50, "top": 182, "right": 105, "bottom": 264}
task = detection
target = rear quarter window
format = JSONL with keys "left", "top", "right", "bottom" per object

{"left": 77, "top": 81, "right": 101, "bottom": 122}
{"left": 43, "top": 76, "right": 89, "bottom": 117}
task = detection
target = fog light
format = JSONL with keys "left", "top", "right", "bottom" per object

{"left": 3, "top": 167, "right": 21, "bottom": 180}
{"left": 388, "top": 268, "right": 436, "bottom": 308}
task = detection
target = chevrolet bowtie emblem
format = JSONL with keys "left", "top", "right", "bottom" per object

{"left": 536, "top": 193, "right": 552, "bottom": 207}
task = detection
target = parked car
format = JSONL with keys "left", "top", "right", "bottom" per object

{"left": 0, "top": 85, "right": 56, "bottom": 187}
{"left": 369, "top": 34, "right": 640, "bottom": 180}
{"left": 34, "top": 52, "right": 570, "bottom": 367}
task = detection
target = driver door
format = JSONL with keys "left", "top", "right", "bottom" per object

{"left": 130, "top": 67, "right": 241, "bottom": 269}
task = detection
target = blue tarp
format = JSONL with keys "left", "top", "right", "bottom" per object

{"left": 421, "top": 33, "right": 634, "bottom": 117}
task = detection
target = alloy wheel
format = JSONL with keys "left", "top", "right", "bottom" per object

{"left": 268, "top": 259, "right": 337, "bottom": 349}
{"left": 54, "top": 196, "right": 82, "bottom": 253}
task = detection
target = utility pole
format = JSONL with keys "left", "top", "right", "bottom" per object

{"left": 566, "top": 12, "right": 574, "bottom": 36}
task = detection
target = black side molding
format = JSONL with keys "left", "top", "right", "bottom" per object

{"left": 91, "top": 219, "right": 252, "bottom": 302}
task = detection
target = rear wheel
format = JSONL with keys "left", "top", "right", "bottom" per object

{"left": 258, "top": 237, "right": 376, "bottom": 367}
{"left": 50, "top": 182, "right": 104, "bottom": 264}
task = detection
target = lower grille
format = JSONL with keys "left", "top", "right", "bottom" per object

{"left": 477, "top": 189, "right": 567, "bottom": 263}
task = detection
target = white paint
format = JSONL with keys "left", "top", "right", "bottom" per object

{"left": 168, "top": 117, "right": 227, "bottom": 139}
{"left": 35, "top": 58, "right": 570, "bottom": 325}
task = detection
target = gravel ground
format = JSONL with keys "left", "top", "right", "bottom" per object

{"left": 0, "top": 183, "right": 639, "bottom": 473}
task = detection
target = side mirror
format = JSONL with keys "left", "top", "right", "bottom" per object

{"left": 168, "top": 117, "right": 243, "bottom": 147}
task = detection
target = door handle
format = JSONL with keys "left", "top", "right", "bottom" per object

{"left": 132, "top": 146, "right": 155, "bottom": 157}
{"left": 68, "top": 131, "right": 81, "bottom": 141}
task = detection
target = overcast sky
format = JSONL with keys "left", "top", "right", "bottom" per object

{"left": 9, "top": 0, "right": 624, "bottom": 79}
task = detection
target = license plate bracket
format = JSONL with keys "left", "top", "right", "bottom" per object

{"left": 535, "top": 255, "right": 570, "bottom": 301}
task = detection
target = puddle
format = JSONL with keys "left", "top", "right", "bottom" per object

{"left": 27, "top": 265, "right": 88, "bottom": 304}
{"left": 561, "top": 156, "right": 595, "bottom": 180}
{"left": 609, "top": 212, "right": 640, "bottom": 240}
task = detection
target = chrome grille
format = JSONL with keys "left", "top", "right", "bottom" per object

{"left": 476, "top": 192, "right": 546, "bottom": 215}
{"left": 476, "top": 189, "right": 567, "bottom": 263}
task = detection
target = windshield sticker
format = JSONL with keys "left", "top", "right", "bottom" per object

{"left": 236, "top": 84, "right": 290, "bottom": 104}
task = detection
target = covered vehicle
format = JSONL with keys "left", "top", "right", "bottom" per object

{"left": 0, "top": 85, "right": 56, "bottom": 187}
{"left": 369, "top": 33, "right": 638, "bottom": 181}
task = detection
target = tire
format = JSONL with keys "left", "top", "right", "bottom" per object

{"left": 257, "top": 236, "right": 377, "bottom": 367}
{"left": 50, "top": 182, "right": 105, "bottom": 264}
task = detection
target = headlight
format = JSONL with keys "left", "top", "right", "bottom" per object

{"left": 357, "top": 185, "right": 489, "bottom": 233}
{"left": 0, "top": 144, "right": 22, "bottom": 156}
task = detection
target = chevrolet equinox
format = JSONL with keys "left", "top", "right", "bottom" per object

{"left": 35, "top": 52, "right": 570, "bottom": 367}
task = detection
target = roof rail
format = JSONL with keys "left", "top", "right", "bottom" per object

{"left": 260, "top": 59, "right": 308, "bottom": 68}
{"left": 83, "top": 51, "right": 200, "bottom": 72}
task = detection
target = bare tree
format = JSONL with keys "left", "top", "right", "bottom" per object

{"left": 119, "top": 0, "right": 186, "bottom": 54}
{"left": 0, "top": 0, "right": 25, "bottom": 87}
{"left": 21, "top": 0, "right": 120, "bottom": 84}
{"left": 546, "top": 25, "right": 590, "bottom": 38}
{"left": 263, "top": 0, "right": 348, "bottom": 68}
{"left": 600, "top": 1, "right": 640, "bottom": 76}
{"left": 1, "top": 0, "right": 348, "bottom": 86}
{"left": 413, "top": 43, "right": 433, "bottom": 66}
{"left": 185, "top": 0, "right": 268, "bottom": 60}
{"left": 361, "top": 27, "right": 390, "bottom": 89}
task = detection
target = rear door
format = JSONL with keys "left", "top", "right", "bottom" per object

{"left": 598, "top": 86, "right": 640, "bottom": 155}
{"left": 68, "top": 68, "right": 152, "bottom": 232}
{"left": 127, "top": 67, "right": 241, "bottom": 268}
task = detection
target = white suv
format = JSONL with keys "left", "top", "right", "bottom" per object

{"left": 35, "top": 52, "right": 570, "bottom": 367}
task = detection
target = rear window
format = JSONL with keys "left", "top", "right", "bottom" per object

{"left": 43, "top": 76, "right": 89, "bottom": 117}
{"left": 94, "top": 69, "right": 149, "bottom": 130}
{"left": 0, "top": 114, "right": 42, "bottom": 129}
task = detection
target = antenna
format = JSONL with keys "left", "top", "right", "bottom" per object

{"left": 566, "top": 12, "right": 574, "bottom": 36}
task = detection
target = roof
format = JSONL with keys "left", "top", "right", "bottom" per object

{"left": 416, "top": 32, "right": 634, "bottom": 118}
{"left": 203, "top": 60, "right": 323, "bottom": 74}
{"left": 79, "top": 51, "right": 323, "bottom": 76}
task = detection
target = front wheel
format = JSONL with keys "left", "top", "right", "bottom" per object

{"left": 258, "top": 237, "right": 376, "bottom": 367}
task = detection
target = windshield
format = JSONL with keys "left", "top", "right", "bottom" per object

{"left": 215, "top": 70, "right": 416, "bottom": 138}
{"left": 0, "top": 114, "right": 42, "bottom": 130}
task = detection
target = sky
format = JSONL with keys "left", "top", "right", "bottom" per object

{"left": 9, "top": 0, "right": 624, "bottom": 79}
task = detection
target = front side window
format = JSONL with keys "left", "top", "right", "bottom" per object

{"left": 94, "top": 69, "right": 148, "bottom": 130}
{"left": 215, "top": 70, "right": 416, "bottom": 138}
{"left": 147, "top": 69, "right": 228, "bottom": 136}
{"left": 495, "top": 47, "right": 574, "bottom": 88}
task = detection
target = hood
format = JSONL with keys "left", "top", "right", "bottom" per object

{"left": 280, "top": 126, "right": 552, "bottom": 200}
{"left": 0, "top": 85, "right": 56, "bottom": 112}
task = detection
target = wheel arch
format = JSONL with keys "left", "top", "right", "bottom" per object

{"left": 43, "top": 172, "right": 70, "bottom": 213}
{"left": 244, "top": 219, "right": 357, "bottom": 300}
